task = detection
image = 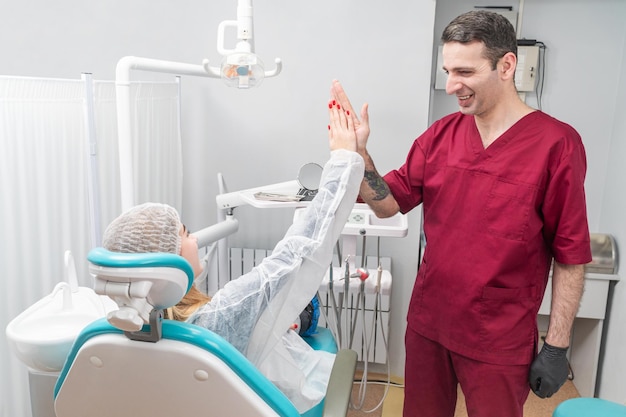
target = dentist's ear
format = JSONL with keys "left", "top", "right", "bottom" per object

{"left": 499, "top": 52, "right": 517, "bottom": 80}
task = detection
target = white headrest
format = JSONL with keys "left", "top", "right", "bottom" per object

{"left": 88, "top": 248, "right": 193, "bottom": 332}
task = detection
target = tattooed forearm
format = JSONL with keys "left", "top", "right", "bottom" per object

{"left": 364, "top": 170, "right": 391, "bottom": 201}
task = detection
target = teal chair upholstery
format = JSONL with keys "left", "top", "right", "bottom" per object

{"left": 553, "top": 398, "right": 626, "bottom": 417}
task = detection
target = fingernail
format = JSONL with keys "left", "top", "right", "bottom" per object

{"left": 346, "top": 110, "right": 350, "bottom": 116}
{"left": 328, "top": 125, "right": 330, "bottom": 130}
{"left": 337, "top": 104, "right": 341, "bottom": 110}
{"left": 328, "top": 102, "right": 332, "bottom": 109}
{"left": 332, "top": 100, "right": 336, "bottom": 105}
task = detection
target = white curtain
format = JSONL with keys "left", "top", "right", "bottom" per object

{"left": 0, "top": 75, "right": 181, "bottom": 417}
{"left": 93, "top": 80, "right": 183, "bottom": 232}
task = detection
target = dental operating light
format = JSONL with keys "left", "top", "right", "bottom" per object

{"left": 116, "top": 0, "right": 282, "bottom": 210}
{"left": 203, "top": 0, "right": 282, "bottom": 88}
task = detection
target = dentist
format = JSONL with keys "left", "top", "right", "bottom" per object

{"left": 331, "top": 10, "right": 591, "bottom": 417}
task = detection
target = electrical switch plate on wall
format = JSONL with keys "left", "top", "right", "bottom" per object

{"left": 515, "top": 45, "right": 540, "bottom": 92}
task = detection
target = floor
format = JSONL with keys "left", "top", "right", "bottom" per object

{"left": 347, "top": 374, "right": 580, "bottom": 417}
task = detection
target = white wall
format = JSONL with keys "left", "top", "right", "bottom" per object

{"left": 597, "top": 21, "right": 626, "bottom": 404}
{"left": 1, "top": 1, "right": 436, "bottom": 414}
{"left": 520, "top": 0, "right": 626, "bottom": 402}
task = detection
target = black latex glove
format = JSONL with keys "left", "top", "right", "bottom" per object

{"left": 529, "top": 342, "right": 569, "bottom": 398}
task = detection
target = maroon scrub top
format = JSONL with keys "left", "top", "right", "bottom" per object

{"left": 385, "top": 111, "right": 592, "bottom": 366}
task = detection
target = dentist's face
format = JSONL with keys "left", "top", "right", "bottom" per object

{"left": 179, "top": 225, "right": 203, "bottom": 278}
{"left": 442, "top": 41, "right": 503, "bottom": 118}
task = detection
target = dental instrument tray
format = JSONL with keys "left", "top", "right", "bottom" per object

{"left": 253, "top": 192, "right": 304, "bottom": 202}
{"left": 217, "top": 180, "right": 308, "bottom": 209}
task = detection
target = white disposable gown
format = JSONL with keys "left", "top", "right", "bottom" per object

{"left": 187, "top": 149, "right": 364, "bottom": 412}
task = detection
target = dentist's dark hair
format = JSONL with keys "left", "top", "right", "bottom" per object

{"left": 441, "top": 10, "right": 518, "bottom": 70}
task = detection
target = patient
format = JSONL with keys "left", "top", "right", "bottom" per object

{"left": 100, "top": 101, "right": 363, "bottom": 412}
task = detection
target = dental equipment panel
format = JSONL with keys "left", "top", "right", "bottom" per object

{"left": 225, "top": 200, "right": 407, "bottom": 414}
{"left": 209, "top": 166, "right": 408, "bottom": 414}
{"left": 300, "top": 203, "right": 407, "bottom": 357}
{"left": 313, "top": 205, "right": 406, "bottom": 413}
{"left": 215, "top": 168, "right": 408, "bottom": 366}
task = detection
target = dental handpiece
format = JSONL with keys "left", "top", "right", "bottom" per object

{"left": 342, "top": 256, "right": 351, "bottom": 348}
{"left": 349, "top": 268, "right": 369, "bottom": 350}
{"left": 328, "top": 263, "right": 342, "bottom": 347}
{"left": 328, "top": 262, "right": 334, "bottom": 289}
{"left": 360, "top": 232, "right": 367, "bottom": 269}
{"left": 343, "top": 256, "right": 351, "bottom": 293}
{"left": 375, "top": 264, "right": 382, "bottom": 294}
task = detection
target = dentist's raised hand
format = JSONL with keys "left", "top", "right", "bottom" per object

{"left": 328, "top": 99, "right": 357, "bottom": 152}
{"left": 330, "top": 80, "right": 370, "bottom": 154}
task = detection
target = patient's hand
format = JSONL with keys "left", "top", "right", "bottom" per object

{"left": 328, "top": 98, "right": 357, "bottom": 152}
{"left": 330, "top": 80, "right": 370, "bottom": 154}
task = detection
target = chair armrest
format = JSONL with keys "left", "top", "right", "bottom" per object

{"left": 323, "top": 349, "right": 357, "bottom": 417}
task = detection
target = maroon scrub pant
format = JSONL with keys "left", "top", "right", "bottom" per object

{"left": 404, "top": 326, "right": 530, "bottom": 417}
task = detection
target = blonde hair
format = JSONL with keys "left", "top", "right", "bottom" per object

{"left": 165, "top": 286, "right": 211, "bottom": 322}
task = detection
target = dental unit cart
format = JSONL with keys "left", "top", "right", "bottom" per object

{"left": 218, "top": 175, "right": 409, "bottom": 368}
{"left": 225, "top": 175, "right": 409, "bottom": 412}
{"left": 310, "top": 204, "right": 407, "bottom": 363}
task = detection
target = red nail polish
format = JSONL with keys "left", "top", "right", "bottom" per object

{"left": 328, "top": 103, "right": 332, "bottom": 109}
{"left": 332, "top": 100, "right": 336, "bottom": 105}
{"left": 328, "top": 125, "right": 330, "bottom": 130}
{"left": 337, "top": 104, "right": 341, "bottom": 110}
{"left": 346, "top": 110, "right": 350, "bottom": 116}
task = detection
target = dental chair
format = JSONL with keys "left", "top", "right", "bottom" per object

{"left": 54, "top": 248, "right": 357, "bottom": 417}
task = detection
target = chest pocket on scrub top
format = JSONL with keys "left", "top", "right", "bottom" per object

{"left": 481, "top": 178, "right": 536, "bottom": 241}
